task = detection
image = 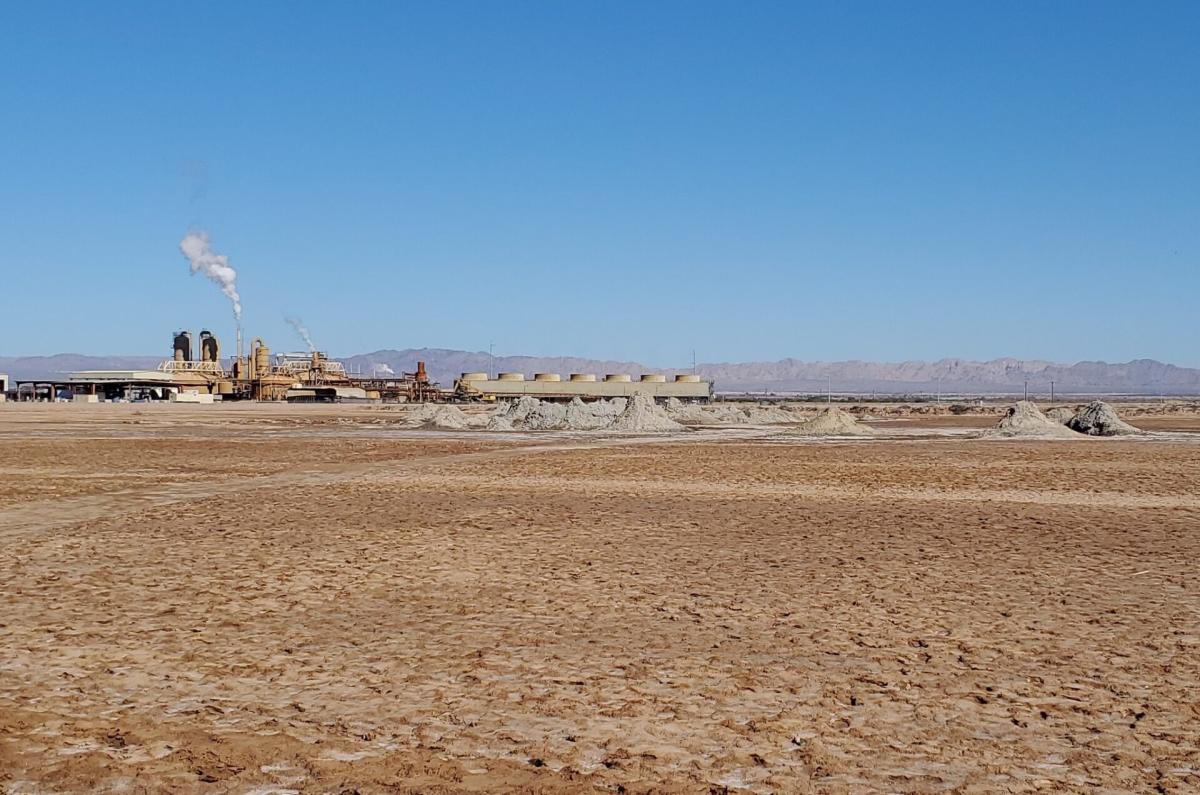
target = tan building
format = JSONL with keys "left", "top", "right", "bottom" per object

{"left": 456, "top": 372, "right": 712, "bottom": 402}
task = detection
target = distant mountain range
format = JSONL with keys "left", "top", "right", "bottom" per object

{"left": 5, "top": 349, "right": 1199, "bottom": 395}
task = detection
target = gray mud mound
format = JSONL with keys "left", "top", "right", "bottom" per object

{"left": 523, "top": 401, "right": 569, "bottom": 430}
{"left": 743, "top": 405, "right": 799, "bottom": 424}
{"left": 791, "top": 407, "right": 873, "bottom": 436}
{"left": 609, "top": 395, "right": 684, "bottom": 432}
{"left": 710, "top": 406, "right": 750, "bottom": 423}
{"left": 1045, "top": 407, "right": 1076, "bottom": 425}
{"left": 990, "top": 401, "right": 1081, "bottom": 438}
{"left": 504, "top": 396, "right": 543, "bottom": 423}
{"left": 486, "top": 396, "right": 638, "bottom": 431}
{"left": 665, "top": 397, "right": 717, "bottom": 424}
{"left": 485, "top": 413, "right": 516, "bottom": 431}
{"left": 564, "top": 397, "right": 625, "bottom": 430}
{"left": 485, "top": 396, "right": 543, "bottom": 430}
{"left": 424, "top": 405, "right": 479, "bottom": 429}
{"left": 1068, "top": 401, "right": 1140, "bottom": 436}
{"left": 665, "top": 399, "right": 796, "bottom": 425}
{"left": 405, "top": 404, "right": 439, "bottom": 427}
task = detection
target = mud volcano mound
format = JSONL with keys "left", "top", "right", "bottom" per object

{"left": 1045, "top": 407, "right": 1076, "bottom": 425}
{"left": 609, "top": 395, "right": 684, "bottom": 432}
{"left": 990, "top": 401, "right": 1081, "bottom": 438}
{"left": 664, "top": 399, "right": 797, "bottom": 425}
{"left": 1067, "top": 401, "right": 1140, "bottom": 436}
{"left": 791, "top": 407, "right": 874, "bottom": 436}
{"left": 485, "top": 395, "right": 681, "bottom": 432}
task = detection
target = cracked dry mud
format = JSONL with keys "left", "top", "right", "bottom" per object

{"left": 1, "top": 404, "right": 1198, "bottom": 793}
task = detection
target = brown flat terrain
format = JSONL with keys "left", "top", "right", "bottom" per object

{"left": 2, "top": 404, "right": 1199, "bottom": 793}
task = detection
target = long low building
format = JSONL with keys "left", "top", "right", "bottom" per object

{"left": 455, "top": 372, "right": 712, "bottom": 402}
{"left": 68, "top": 369, "right": 180, "bottom": 400}
{"left": 70, "top": 369, "right": 177, "bottom": 387}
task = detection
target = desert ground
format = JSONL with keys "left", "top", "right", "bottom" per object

{"left": 2, "top": 402, "right": 1199, "bottom": 793}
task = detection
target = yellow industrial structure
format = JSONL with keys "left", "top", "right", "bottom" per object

{"left": 159, "top": 330, "right": 295, "bottom": 399}
{"left": 31, "top": 329, "right": 714, "bottom": 404}
{"left": 61, "top": 330, "right": 440, "bottom": 402}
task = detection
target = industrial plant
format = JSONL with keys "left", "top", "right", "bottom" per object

{"left": 5, "top": 231, "right": 712, "bottom": 404}
{"left": 12, "top": 330, "right": 437, "bottom": 403}
{"left": 11, "top": 329, "right": 712, "bottom": 404}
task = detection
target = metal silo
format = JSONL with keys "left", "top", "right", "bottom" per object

{"left": 173, "top": 331, "right": 192, "bottom": 362}
{"left": 199, "top": 330, "right": 220, "bottom": 363}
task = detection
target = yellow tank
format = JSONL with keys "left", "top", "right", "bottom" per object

{"left": 252, "top": 339, "right": 270, "bottom": 378}
{"left": 258, "top": 373, "right": 297, "bottom": 401}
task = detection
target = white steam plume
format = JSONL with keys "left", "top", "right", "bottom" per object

{"left": 179, "top": 231, "right": 242, "bottom": 323}
{"left": 285, "top": 316, "right": 316, "bottom": 352}
{"left": 373, "top": 363, "right": 395, "bottom": 376}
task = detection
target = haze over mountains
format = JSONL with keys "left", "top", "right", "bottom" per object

{"left": 3, "top": 349, "right": 1199, "bottom": 395}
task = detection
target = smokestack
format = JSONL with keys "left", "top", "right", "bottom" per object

{"left": 285, "top": 316, "right": 316, "bottom": 352}
{"left": 179, "top": 230, "right": 242, "bottom": 335}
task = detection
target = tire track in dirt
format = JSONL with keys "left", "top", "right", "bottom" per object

{"left": 0, "top": 433, "right": 718, "bottom": 539}
{"left": 8, "top": 426, "right": 1194, "bottom": 538}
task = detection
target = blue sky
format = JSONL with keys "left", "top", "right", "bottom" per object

{"left": 2, "top": 2, "right": 1197, "bottom": 365}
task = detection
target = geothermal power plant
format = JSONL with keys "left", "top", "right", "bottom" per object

{"left": 11, "top": 328, "right": 712, "bottom": 405}
{"left": 8, "top": 231, "right": 712, "bottom": 404}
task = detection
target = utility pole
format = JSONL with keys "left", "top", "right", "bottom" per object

{"left": 827, "top": 374, "right": 832, "bottom": 405}
{"left": 1023, "top": 380, "right": 1029, "bottom": 402}
{"left": 692, "top": 348, "right": 697, "bottom": 375}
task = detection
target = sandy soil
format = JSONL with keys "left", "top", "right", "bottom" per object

{"left": 2, "top": 403, "right": 1199, "bottom": 793}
